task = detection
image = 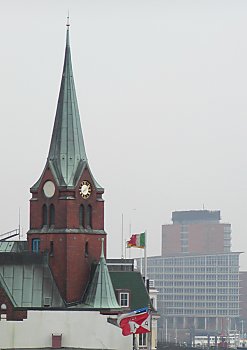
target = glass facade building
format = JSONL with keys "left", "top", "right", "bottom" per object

{"left": 137, "top": 252, "right": 240, "bottom": 342}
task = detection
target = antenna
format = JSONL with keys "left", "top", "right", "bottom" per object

{"left": 18, "top": 208, "right": 21, "bottom": 240}
{"left": 121, "top": 213, "right": 124, "bottom": 259}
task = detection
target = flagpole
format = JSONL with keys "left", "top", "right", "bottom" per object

{"left": 140, "top": 249, "right": 143, "bottom": 275}
{"left": 133, "top": 334, "right": 138, "bottom": 350}
{"left": 144, "top": 230, "right": 147, "bottom": 282}
{"left": 148, "top": 310, "right": 152, "bottom": 350}
{"left": 121, "top": 213, "right": 124, "bottom": 259}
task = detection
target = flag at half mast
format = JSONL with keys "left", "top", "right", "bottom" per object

{"left": 127, "top": 232, "right": 145, "bottom": 248}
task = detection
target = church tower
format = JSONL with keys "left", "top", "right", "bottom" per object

{"left": 27, "top": 23, "right": 106, "bottom": 304}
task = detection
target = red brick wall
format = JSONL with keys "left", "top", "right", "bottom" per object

{"left": 30, "top": 168, "right": 104, "bottom": 230}
{"left": 0, "top": 288, "right": 27, "bottom": 321}
{"left": 28, "top": 166, "right": 106, "bottom": 303}
{"left": 65, "top": 234, "right": 106, "bottom": 302}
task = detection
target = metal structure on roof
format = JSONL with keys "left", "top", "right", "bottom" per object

{"left": 0, "top": 242, "right": 15, "bottom": 252}
{"left": 0, "top": 241, "right": 27, "bottom": 253}
{"left": 172, "top": 210, "right": 221, "bottom": 223}
{"left": 31, "top": 24, "right": 102, "bottom": 190}
{"left": 84, "top": 240, "right": 120, "bottom": 310}
{"left": 0, "top": 228, "right": 20, "bottom": 242}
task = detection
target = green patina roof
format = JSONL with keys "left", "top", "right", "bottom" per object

{"left": 0, "top": 253, "right": 64, "bottom": 308}
{"left": 83, "top": 242, "right": 121, "bottom": 310}
{"left": 47, "top": 26, "right": 86, "bottom": 187}
{"left": 110, "top": 271, "right": 152, "bottom": 311}
{"left": 32, "top": 25, "right": 103, "bottom": 190}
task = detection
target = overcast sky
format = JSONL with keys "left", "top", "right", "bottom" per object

{"left": 1, "top": 0, "right": 247, "bottom": 268}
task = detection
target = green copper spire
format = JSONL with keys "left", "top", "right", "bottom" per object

{"left": 47, "top": 23, "right": 87, "bottom": 187}
{"left": 84, "top": 239, "right": 121, "bottom": 310}
{"left": 31, "top": 23, "right": 103, "bottom": 191}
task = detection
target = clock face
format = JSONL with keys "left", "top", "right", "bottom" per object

{"left": 43, "top": 181, "right": 55, "bottom": 198}
{"left": 79, "top": 180, "right": 92, "bottom": 199}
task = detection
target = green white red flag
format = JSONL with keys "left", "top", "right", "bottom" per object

{"left": 117, "top": 307, "right": 151, "bottom": 336}
{"left": 127, "top": 232, "right": 145, "bottom": 249}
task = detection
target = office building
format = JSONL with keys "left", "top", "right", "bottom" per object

{"left": 138, "top": 210, "right": 241, "bottom": 344}
{"left": 162, "top": 210, "right": 231, "bottom": 256}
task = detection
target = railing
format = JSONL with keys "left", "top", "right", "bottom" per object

{"left": 0, "top": 228, "right": 20, "bottom": 241}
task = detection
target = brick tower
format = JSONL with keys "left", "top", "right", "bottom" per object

{"left": 27, "top": 23, "right": 106, "bottom": 304}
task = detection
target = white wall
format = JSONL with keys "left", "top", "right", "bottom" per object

{"left": 0, "top": 310, "right": 132, "bottom": 350}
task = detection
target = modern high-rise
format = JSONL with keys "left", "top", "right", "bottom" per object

{"left": 146, "top": 252, "right": 240, "bottom": 343}
{"left": 162, "top": 210, "right": 231, "bottom": 256}
{"left": 139, "top": 210, "right": 241, "bottom": 344}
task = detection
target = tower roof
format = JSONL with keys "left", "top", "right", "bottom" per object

{"left": 172, "top": 210, "right": 221, "bottom": 224}
{"left": 32, "top": 23, "right": 103, "bottom": 190}
{"left": 47, "top": 25, "right": 87, "bottom": 187}
{"left": 83, "top": 240, "right": 121, "bottom": 310}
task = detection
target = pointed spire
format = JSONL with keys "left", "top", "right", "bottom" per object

{"left": 47, "top": 20, "right": 87, "bottom": 187}
{"left": 31, "top": 22, "right": 104, "bottom": 192}
{"left": 83, "top": 239, "right": 121, "bottom": 309}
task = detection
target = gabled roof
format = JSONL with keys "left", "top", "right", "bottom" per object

{"left": 31, "top": 25, "right": 103, "bottom": 191}
{"left": 110, "top": 271, "right": 152, "bottom": 311}
{"left": 0, "top": 253, "right": 64, "bottom": 308}
{"left": 83, "top": 242, "right": 121, "bottom": 310}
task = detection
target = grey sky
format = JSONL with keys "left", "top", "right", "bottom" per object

{"left": 1, "top": 1, "right": 247, "bottom": 268}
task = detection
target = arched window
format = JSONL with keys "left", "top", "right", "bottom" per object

{"left": 79, "top": 205, "right": 85, "bottom": 227}
{"left": 87, "top": 205, "right": 92, "bottom": 228}
{"left": 42, "top": 204, "right": 48, "bottom": 226}
{"left": 1, "top": 304, "right": 7, "bottom": 310}
{"left": 85, "top": 241, "right": 89, "bottom": 257}
{"left": 49, "top": 204, "right": 55, "bottom": 226}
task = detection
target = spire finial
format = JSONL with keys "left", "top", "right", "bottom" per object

{"left": 66, "top": 11, "right": 70, "bottom": 29}
{"left": 66, "top": 13, "right": 70, "bottom": 47}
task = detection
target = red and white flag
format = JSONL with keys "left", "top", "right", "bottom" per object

{"left": 117, "top": 308, "right": 151, "bottom": 336}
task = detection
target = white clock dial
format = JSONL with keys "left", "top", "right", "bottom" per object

{"left": 43, "top": 181, "right": 55, "bottom": 198}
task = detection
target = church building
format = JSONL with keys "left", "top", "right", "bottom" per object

{"left": 0, "top": 22, "right": 152, "bottom": 350}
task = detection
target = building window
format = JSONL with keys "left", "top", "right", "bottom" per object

{"left": 79, "top": 205, "right": 85, "bottom": 227}
{"left": 50, "top": 241, "right": 54, "bottom": 256}
{"left": 87, "top": 205, "right": 92, "bottom": 228}
{"left": 32, "top": 238, "right": 40, "bottom": 253}
{"left": 42, "top": 204, "right": 48, "bottom": 226}
{"left": 139, "top": 333, "right": 147, "bottom": 347}
{"left": 49, "top": 204, "right": 55, "bottom": 226}
{"left": 85, "top": 241, "right": 89, "bottom": 257}
{"left": 120, "top": 292, "right": 129, "bottom": 307}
